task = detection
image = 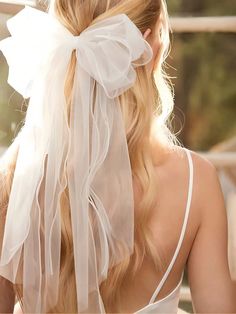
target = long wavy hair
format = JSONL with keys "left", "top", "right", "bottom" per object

{"left": 0, "top": 0, "right": 180, "bottom": 312}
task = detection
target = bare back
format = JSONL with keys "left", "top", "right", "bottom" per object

{"left": 118, "top": 145, "right": 196, "bottom": 312}
{"left": 119, "top": 145, "right": 236, "bottom": 313}
{"left": 3, "top": 144, "right": 236, "bottom": 313}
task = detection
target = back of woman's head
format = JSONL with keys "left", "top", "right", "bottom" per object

{"left": 53, "top": 0, "right": 162, "bottom": 36}
{"left": 1, "top": 1, "right": 179, "bottom": 312}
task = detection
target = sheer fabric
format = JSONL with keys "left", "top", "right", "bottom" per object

{"left": 0, "top": 6, "right": 153, "bottom": 313}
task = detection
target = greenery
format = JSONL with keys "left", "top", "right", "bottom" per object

{"left": 167, "top": 0, "right": 236, "bottom": 150}
{"left": 0, "top": 57, "right": 24, "bottom": 146}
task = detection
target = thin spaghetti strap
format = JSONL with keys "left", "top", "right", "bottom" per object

{"left": 149, "top": 147, "right": 194, "bottom": 304}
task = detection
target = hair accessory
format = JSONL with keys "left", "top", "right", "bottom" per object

{"left": 0, "top": 6, "right": 153, "bottom": 313}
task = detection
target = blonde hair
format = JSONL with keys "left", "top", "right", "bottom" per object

{"left": 0, "top": 0, "right": 180, "bottom": 312}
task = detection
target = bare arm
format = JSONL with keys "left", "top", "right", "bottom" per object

{"left": 187, "top": 155, "right": 236, "bottom": 313}
{"left": 0, "top": 276, "right": 15, "bottom": 313}
{"left": 0, "top": 181, "right": 15, "bottom": 313}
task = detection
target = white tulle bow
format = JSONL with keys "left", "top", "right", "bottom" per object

{"left": 0, "top": 6, "right": 153, "bottom": 313}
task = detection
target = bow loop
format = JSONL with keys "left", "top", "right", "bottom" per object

{"left": 0, "top": 6, "right": 77, "bottom": 98}
{"left": 0, "top": 6, "right": 152, "bottom": 99}
{"left": 76, "top": 14, "right": 153, "bottom": 98}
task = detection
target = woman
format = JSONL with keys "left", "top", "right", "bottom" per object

{"left": 0, "top": 0, "right": 236, "bottom": 313}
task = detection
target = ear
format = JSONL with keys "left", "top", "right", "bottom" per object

{"left": 143, "top": 28, "right": 152, "bottom": 40}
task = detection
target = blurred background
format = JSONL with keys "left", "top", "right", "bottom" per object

{"left": 0, "top": 1, "right": 236, "bottom": 313}
{"left": 167, "top": 1, "right": 236, "bottom": 312}
{"left": 168, "top": 0, "right": 236, "bottom": 151}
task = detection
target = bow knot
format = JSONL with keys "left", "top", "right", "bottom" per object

{"left": 0, "top": 6, "right": 152, "bottom": 99}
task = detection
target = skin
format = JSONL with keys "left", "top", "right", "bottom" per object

{"left": 0, "top": 200, "right": 16, "bottom": 312}
{"left": 1, "top": 14, "right": 236, "bottom": 314}
{"left": 0, "top": 276, "right": 15, "bottom": 313}
{"left": 118, "top": 18, "right": 236, "bottom": 313}
{"left": 119, "top": 145, "right": 236, "bottom": 313}
{"left": 143, "top": 19, "right": 164, "bottom": 74}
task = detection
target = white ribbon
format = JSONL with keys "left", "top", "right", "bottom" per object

{"left": 0, "top": 6, "right": 153, "bottom": 313}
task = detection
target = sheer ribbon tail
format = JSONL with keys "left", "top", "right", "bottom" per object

{"left": 0, "top": 7, "right": 153, "bottom": 313}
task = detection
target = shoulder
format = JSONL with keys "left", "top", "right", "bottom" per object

{"left": 188, "top": 149, "right": 224, "bottom": 209}
{"left": 188, "top": 148, "right": 217, "bottom": 179}
{"left": 184, "top": 151, "right": 235, "bottom": 312}
{"left": 166, "top": 145, "right": 223, "bottom": 216}
{"left": 170, "top": 145, "right": 219, "bottom": 189}
{"left": 179, "top": 147, "right": 223, "bottom": 209}
{"left": 179, "top": 147, "right": 226, "bottom": 231}
{"left": 170, "top": 145, "right": 216, "bottom": 174}
{"left": 152, "top": 143, "right": 217, "bottom": 186}
{"left": 162, "top": 144, "right": 217, "bottom": 181}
